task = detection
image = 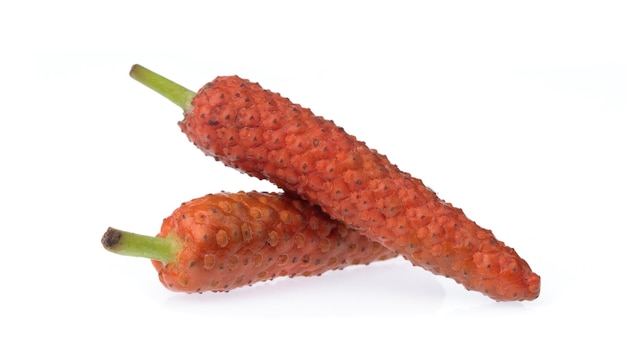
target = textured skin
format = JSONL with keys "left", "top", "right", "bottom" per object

{"left": 179, "top": 76, "right": 541, "bottom": 301}
{"left": 152, "top": 191, "right": 396, "bottom": 293}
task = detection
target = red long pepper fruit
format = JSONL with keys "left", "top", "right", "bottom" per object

{"left": 102, "top": 191, "right": 396, "bottom": 293}
{"left": 130, "top": 65, "right": 541, "bottom": 301}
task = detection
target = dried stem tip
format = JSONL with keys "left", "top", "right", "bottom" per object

{"left": 101, "top": 227, "right": 180, "bottom": 264}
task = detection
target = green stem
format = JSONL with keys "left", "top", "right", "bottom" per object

{"left": 129, "top": 64, "right": 196, "bottom": 112}
{"left": 101, "top": 227, "right": 180, "bottom": 264}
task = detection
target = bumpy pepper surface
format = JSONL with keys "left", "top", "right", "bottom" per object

{"left": 174, "top": 76, "right": 541, "bottom": 301}
{"left": 128, "top": 65, "right": 541, "bottom": 301}
{"left": 102, "top": 191, "right": 396, "bottom": 293}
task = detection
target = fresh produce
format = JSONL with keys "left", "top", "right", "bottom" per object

{"left": 129, "top": 64, "right": 541, "bottom": 301}
{"left": 102, "top": 191, "right": 396, "bottom": 293}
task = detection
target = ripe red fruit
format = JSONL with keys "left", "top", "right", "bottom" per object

{"left": 130, "top": 65, "right": 541, "bottom": 301}
{"left": 102, "top": 191, "right": 396, "bottom": 293}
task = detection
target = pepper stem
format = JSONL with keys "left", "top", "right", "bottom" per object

{"left": 101, "top": 227, "right": 180, "bottom": 264}
{"left": 129, "top": 64, "right": 196, "bottom": 112}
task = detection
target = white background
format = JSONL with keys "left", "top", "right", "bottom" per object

{"left": 2, "top": 0, "right": 624, "bottom": 359}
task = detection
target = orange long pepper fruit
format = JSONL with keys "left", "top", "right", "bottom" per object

{"left": 103, "top": 192, "right": 396, "bottom": 293}
{"left": 131, "top": 65, "right": 541, "bottom": 301}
